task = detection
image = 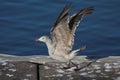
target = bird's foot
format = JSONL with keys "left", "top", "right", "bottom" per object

{"left": 74, "top": 62, "right": 93, "bottom": 71}
{"left": 74, "top": 68, "right": 80, "bottom": 71}
{"left": 63, "top": 66, "right": 71, "bottom": 69}
{"left": 74, "top": 65, "right": 80, "bottom": 71}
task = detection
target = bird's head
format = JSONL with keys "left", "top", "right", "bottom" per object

{"left": 35, "top": 36, "right": 49, "bottom": 43}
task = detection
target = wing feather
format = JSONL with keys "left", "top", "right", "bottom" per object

{"left": 69, "top": 7, "right": 94, "bottom": 48}
{"left": 50, "top": 5, "right": 94, "bottom": 52}
{"left": 51, "top": 5, "right": 71, "bottom": 32}
{"left": 51, "top": 5, "right": 72, "bottom": 51}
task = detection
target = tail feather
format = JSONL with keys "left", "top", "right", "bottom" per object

{"left": 71, "top": 45, "right": 86, "bottom": 55}
{"left": 79, "top": 45, "right": 86, "bottom": 52}
{"left": 69, "top": 45, "right": 86, "bottom": 60}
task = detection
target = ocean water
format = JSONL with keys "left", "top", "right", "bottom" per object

{"left": 0, "top": 0, "right": 120, "bottom": 56}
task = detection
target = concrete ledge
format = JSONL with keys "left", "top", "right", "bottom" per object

{"left": 0, "top": 54, "right": 120, "bottom": 80}
{"left": 0, "top": 61, "right": 37, "bottom": 80}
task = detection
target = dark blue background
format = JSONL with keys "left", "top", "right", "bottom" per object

{"left": 0, "top": 0, "right": 120, "bottom": 56}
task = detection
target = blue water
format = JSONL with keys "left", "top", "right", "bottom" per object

{"left": 0, "top": 0, "right": 120, "bottom": 56}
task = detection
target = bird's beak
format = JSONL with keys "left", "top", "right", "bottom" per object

{"left": 35, "top": 39, "right": 40, "bottom": 42}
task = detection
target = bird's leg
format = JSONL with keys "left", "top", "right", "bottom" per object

{"left": 74, "top": 61, "right": 94, "bottom": 71}
{"left": 63, "top": 60, "right": 71, "bottom": 69}
{"left": 71, "top": 61, "right": 79, "bottom": 69}
{"left": 67, "top": 61, "right": 71, "bottom": 68}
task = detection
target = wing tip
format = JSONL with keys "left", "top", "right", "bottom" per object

{"left": 80, "top": 6, "right": 94, "bottom": 15}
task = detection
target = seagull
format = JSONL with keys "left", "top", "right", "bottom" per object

{"left": 35, "top": 5, "right": 93, "bottom": 70}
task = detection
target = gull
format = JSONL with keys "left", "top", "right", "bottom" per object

{"left": 35, "top": 5, "right": 93, "bottom": 70}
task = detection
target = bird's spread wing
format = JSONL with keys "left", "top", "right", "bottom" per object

{"left": 51, "top": 5, "right": 94, "bottom": 51}
{"left": 51, "top": 5, "right": 72, "bottom": 51}
{"left": 69, "top": 7, "right": 94, "bottom": 48}
{"left": 51, "top": 5, "right": 71, "bottom": 32}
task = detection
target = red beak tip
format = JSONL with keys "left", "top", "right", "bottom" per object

{"left": 35, "top": 39, "right": 40, "bottom": 42}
